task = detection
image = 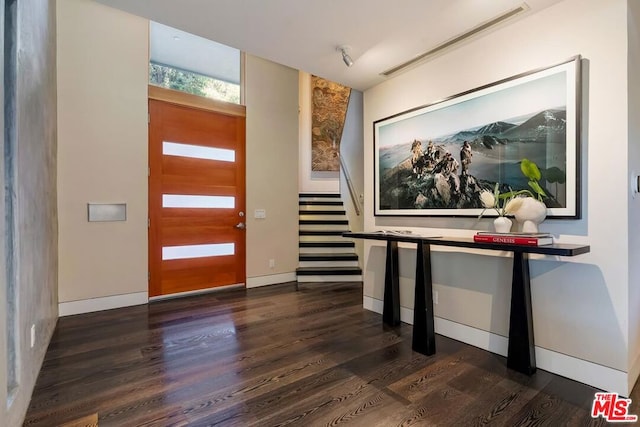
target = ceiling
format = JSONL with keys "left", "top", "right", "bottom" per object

{"left": 96, "top": 0, "right": 565, "bottom": 91}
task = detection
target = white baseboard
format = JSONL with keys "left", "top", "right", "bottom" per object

{"left": 535, "top": 346, "right": 627, "bottom": 394}
{"left": 246, "top": 272, "right": 297, "bottom": 288}
{"left": 363, "top": 295, "right": 628, "bottom": 394}
{"left": 363, "top": 295, "right": 384, "bottom": 313}
{"left": 629, "top": 352, "right": 640, "bottom": 395}
{"left": 363, "top": 295, "right": 414, "bottom": 323}
{"left": 435, "top": 316, "right": 509, "bottom": 357}
{"left": 59, "top": 275, "right": 296, "bottom": 315}
{"left": 59, "top": 291, "right": 148, "bottom": 316}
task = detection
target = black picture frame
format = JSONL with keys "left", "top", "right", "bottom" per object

{"left": 374, "top": 55, "right": 581, "bottom": 218}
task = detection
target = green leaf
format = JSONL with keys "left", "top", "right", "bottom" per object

{"left": 501, "top": 189, "right": 534, "bottom": 199}
{"left": 544, "top": 166, "right": 566, "bottom": 184}
{"left": 528, "top": 181, "right": 547, "bottom": 198}
{"left": 498, "top": 191, "right": 516, "bottom": 200}
{"left": 521, "top": 159, "right": 541, "bottom": 181}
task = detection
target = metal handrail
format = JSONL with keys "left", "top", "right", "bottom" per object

{"left": 339, "top": 154, "right": 361, "bottom": 216}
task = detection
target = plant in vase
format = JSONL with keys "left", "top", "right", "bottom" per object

{"left": 500, "top": 159, "right": 548, "bottom": 233}
{"left": 478, "top": 183, "right": 516, "bottom": 233}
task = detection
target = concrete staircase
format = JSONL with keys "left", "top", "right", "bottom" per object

{"left": 296, "top": 193, "right": 362, "bottom": 282}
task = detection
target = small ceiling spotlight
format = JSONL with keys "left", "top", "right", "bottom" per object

{"left": 338, "top": 45, "right": 354, "bottom": 67}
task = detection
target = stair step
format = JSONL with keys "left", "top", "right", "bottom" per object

{"left": 299, "top": 230, "right": 348, "bottom": 236}
{"left": 297, "top": 275, "right": 362, "bottom": 283}
{"left": 299, "top": 193, "right": 341, "bottom": 198}
{"left": 299, "top": 200, "right": 344, "bottom": 206}
{"left": 300, "top": 225, "right": 350, "bottom": 233}
{"left": 297, "top": 192, "right": 359, "bottom": 282}
{"left": 299, "top": 204, "right": 345, "bottom": 211}
{"left": 300, "top": 235, "right": 348, "bottom": 242}
{"left": 298, "top": 214, "right": 348, "bottom": 222}
{"left": 299, "top": 210, "right": 346, "bottom": 216}
{"left": 296, "top": 266, "right": 362, "bottom": 275}
{"left": 299, "top": 253, "right": 359, "bottom": 261}
{"left": 299, "top": 241, "right": 355, "bottom": 248}
{"left": 300, "top": 219, "right": 349, "bottom": 225}
{"left": 299, "top": 246, "right": 355, "bottom": 254}
{"left": 298, "top": 260, "right": 359, "bottom": 268}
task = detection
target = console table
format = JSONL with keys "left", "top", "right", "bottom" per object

{"left": 343, "top": 231, "right": 590, "bottom": 376}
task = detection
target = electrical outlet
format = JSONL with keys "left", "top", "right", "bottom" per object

{"left": 30, "top": 324, "right": 35, "bottom": 348}
{"left": 269, "top": 259, "right": 275, "bottom": 268}
{"left": 433, "top": 291, "right": 439, "bottom": 305}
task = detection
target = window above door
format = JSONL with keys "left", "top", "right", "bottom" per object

{"left": 149, "top": 21, "right": 242, "bottom": 104}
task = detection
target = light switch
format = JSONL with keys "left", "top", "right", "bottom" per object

{"left": 254, "top": 209, "right": 266, "bottom": 219}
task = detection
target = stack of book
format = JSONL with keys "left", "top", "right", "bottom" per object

{"left": 473, "top": 231, "right": 553, "bottom": 246}
{"left": 372, "top": 230, "right": 415, "bottom": 235}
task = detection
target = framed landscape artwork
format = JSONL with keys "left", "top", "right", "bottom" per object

{"left": 374, "top": 55, "right": 581, "bottom": 217}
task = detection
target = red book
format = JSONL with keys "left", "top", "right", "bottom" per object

{"left": 473, "top": 234, "right": 553, "bottom": 246}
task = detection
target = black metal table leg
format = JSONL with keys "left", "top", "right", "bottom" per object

{"left": 383, "top": 240, "right": 400, "bottom": 326}
{"left": 507, "top": 251, "right": 536, "bottom": 375}
{"left": 413, "top": 242, "right": 435, "bottom": 355}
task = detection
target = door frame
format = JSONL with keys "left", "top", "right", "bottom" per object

{"left": 148, "top": 85, "right": 247, "bottom": 298}
{"left": 148, "top": 85, "right": 246, "bottom": 117}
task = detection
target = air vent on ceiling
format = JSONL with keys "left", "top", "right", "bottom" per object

{"left": 381, "top": 3, "right": 530, "bottom": 77}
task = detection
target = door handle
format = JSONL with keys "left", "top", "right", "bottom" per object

{"left": 235, "top": 222, "right": 246, "bottom": 230}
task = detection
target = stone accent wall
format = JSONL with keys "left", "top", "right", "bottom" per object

{"left": 311, "top": 76, "right": 350, "bottom": 171}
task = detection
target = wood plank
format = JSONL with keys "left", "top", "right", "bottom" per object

{"left": 24, "top": 283, "right": 608, "bottom": 427}
{"left": 161, "top": 226, "right": 237, "bottom": 247}
{"left": 161, "top": 209, "right": 237, "bottom": 220}
{"left": 161, "top": 216, "right": 236, "bottom": 226}
{"left": 162, "top": 111, "right": 242, "bottom": 148}
{"left": 161, "top": 157, "right": 237, "bottom": 186}
{"left": 160, "top": 179, "right": 237, "bottom": 196}
{"left": 59, "top": 413, "right": 98, "bottom": 427}
{"left": 149, "top": 85, "right": 246, "bottom": 117}
{"left": 161, "top": 255, "right": 238, "bottom": 272}
{"left": 161, "top": 262, "right": 238, "bottom": 291}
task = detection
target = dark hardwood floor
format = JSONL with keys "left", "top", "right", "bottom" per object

{"left": 24, "top": 282, "right": 617, "bottom": 426}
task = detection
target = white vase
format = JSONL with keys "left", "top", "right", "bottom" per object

{"left": 514, "top": 198, "right": 547, "bottom": 233}
{"left": 493, "top": 216, "right": 512, "bottom": 233}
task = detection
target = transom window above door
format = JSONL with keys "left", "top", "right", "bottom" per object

{"left": 149, "top": 21, "right": 242, "bottom": 104}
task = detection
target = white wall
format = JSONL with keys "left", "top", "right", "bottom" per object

{"left": 363, "top": 0, "right": 633, "bottom": 393}
{"left": 245, "top": 55, "right": 299, "bottom": 287}
{"left": 57, "top": 0, "right": 149, "bottom": 313}
{"left": 340, "top": 90, "right": 365, "bottom": 261}
{"left": 340, "top": 90, "right": 364, "bottom": 214}
{"left": 298, "top": 72, "right": 340, "bottom": 193}
{"left": 627, "top": 0, "right": 640, "bottom": 392}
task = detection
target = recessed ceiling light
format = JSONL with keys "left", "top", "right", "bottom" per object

{"left": 172, "top": 35, "right": 180, "bottom": 41}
